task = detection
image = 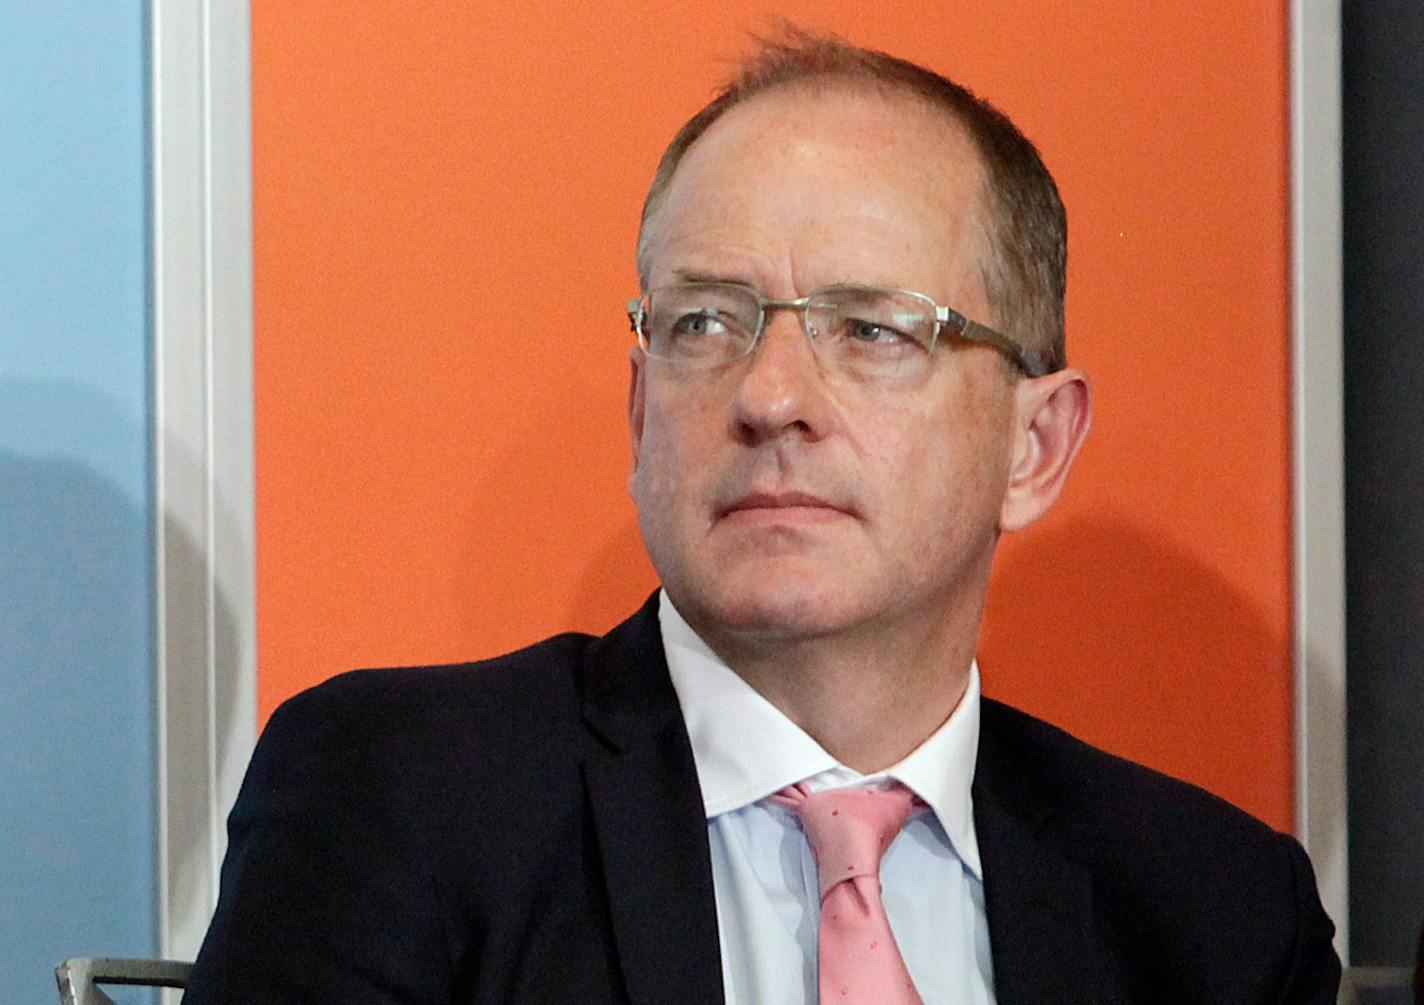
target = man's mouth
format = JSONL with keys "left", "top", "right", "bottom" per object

{"left": 718, "top": 490, "right": 856, "bottom": 524}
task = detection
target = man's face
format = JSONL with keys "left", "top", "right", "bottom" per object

{"left": 630, "top": 85, "right": 1022, "bottom": 652}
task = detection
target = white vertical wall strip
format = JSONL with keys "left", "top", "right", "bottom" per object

{"left": 151, "top": 0, "right": 257, "bottom": 961}
{"left": 1290, "top": 0, "right": 1349, "bottom": 963}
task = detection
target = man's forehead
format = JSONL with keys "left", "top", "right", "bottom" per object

{"left": 640, "top": 83, "right": 992, "bottom": 299}
{"left": 676, "top": 81, "right": 982, "bottom": 187}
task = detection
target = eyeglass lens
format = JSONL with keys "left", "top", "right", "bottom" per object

{"left": 641, "top": 283, "right": 938, "bottom": 381}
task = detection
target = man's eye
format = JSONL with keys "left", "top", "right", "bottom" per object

{"left": 670, "top": 309, "right": 730, "bottom": 337}
{"left": 844, "top": 317, "right": 911, "bottom": 344}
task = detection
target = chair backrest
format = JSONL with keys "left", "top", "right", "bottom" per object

{"left": 55, "top": 957, "right": 193, "bottom": 1005}
{"left": 1340, "top": 965, "right": 1417, "bottom": 1005}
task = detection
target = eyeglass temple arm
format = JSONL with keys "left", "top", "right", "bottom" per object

{"left": 937, "top": 306, "right": 1051, "bottom": 378}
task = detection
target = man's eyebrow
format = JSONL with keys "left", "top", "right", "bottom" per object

{"left": 671, "top": 270, "right": 757, "bottom": 287}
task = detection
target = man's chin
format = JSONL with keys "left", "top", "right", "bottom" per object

{"left": 674, "top": 579, "right": 868, "bottom": 646}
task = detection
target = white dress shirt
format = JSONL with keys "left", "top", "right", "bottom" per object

{"left": 659, "top": 593, "right": 997, "bottom": 1005}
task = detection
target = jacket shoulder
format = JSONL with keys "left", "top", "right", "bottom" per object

{"left": 978, "top": 698, "right": 1339, "bottom": 999}
{"left": 979, "top": 696, "right": 1281, "bottom": 848}
{"left": 191, "top": 632, "right": 613, "bottom": 1001}
{"left": 267, "top": 630, "right": 597, "bottom": 746}
{"left": 239, "top": 630, "right": 611, "bottom": 839}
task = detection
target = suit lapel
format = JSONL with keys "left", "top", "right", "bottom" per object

{"left": 974, "top": 701, "right": 1097, "bottom": 1005}
{"left": 581, "top": 596, "right": 724, "bottom": 1005}
{"left": 579, "top": 604, "right": 1102, "bottom": 1005}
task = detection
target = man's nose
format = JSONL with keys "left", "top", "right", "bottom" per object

{"left": 727, "top": 309, "right": 836, "bottom": 444}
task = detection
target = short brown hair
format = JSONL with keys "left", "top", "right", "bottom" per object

{"left": 635, "top": 28, "right": 1068, "bottom": 373}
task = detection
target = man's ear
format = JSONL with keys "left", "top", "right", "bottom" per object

{"left": 627, "top": 347, "right": 647, "bottom": 486}
{"left": 999, "top": 367, "right": 1092, "bottom": 533}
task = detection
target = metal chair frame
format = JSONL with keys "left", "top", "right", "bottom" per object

{"left": 55, "top": 957, "right": 193, "bottom": 1005}
{"left": 1339, "top": 965, "right": 1416, "bottom": 1004}
{"left": 52, "top": 956, "right": 1416, "bottom": 1003}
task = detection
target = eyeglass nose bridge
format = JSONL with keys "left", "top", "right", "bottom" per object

{"left": 750, "top": 295, "right": 826, "bottom": 355}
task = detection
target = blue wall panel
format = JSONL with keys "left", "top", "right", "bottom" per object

{"left": 0, "top": 3, "right": 156, "bottom": 1001}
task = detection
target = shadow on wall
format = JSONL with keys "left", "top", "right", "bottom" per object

{"left": 157, "top": 425, "right": 248, "bottom": 961}
{"left": 0, "top": 375, "right": 246, "bottom": 992}
{"left": 981, "top": 513, "right": 1292, "bottom": 829}
{"left": 0, "top": 396, "right": 154, "bottom": 1001}
{"left": 0, "top": 378, "right": 148, "bottom": 501}
{"left": 568, "top": 515, "right": 656, "bottom": 631}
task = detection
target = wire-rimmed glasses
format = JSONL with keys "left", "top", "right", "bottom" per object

{"left": 627, "top": 281, "right": 1049, "bottom": 383}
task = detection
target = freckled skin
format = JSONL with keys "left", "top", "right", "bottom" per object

{"left": 629, "top": 85, "right": 1018, "bottom": 672}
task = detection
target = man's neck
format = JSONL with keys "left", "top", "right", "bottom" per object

{"left": 689, "top": 602, "right": 981, "bottom": 774}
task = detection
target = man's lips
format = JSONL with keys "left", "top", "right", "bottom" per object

{"left": 717, "top": 491, "right": 857, "bottom": 523}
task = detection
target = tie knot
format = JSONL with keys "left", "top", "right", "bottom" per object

{"left": 773, "top": 783, "right": 919, "bottom": 898}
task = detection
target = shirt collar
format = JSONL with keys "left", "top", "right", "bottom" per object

{"left": 659, "top": 590, "right": 983, "bottom": 878}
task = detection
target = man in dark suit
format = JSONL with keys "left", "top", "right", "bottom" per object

{"left": 185, "top": 32, "right": 1340, "bottom": 1004}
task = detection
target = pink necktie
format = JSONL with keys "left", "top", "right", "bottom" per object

{"left": 773, "top": 782, "right": 924, "bottom": 1004}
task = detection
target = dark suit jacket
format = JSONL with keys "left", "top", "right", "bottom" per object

{"left": 185, "top": 594, "right": 1339, "bottom": 1003}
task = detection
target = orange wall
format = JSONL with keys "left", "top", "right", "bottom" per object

{"left": 252, "top": 4, "right": 1293, "bottom": 830}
